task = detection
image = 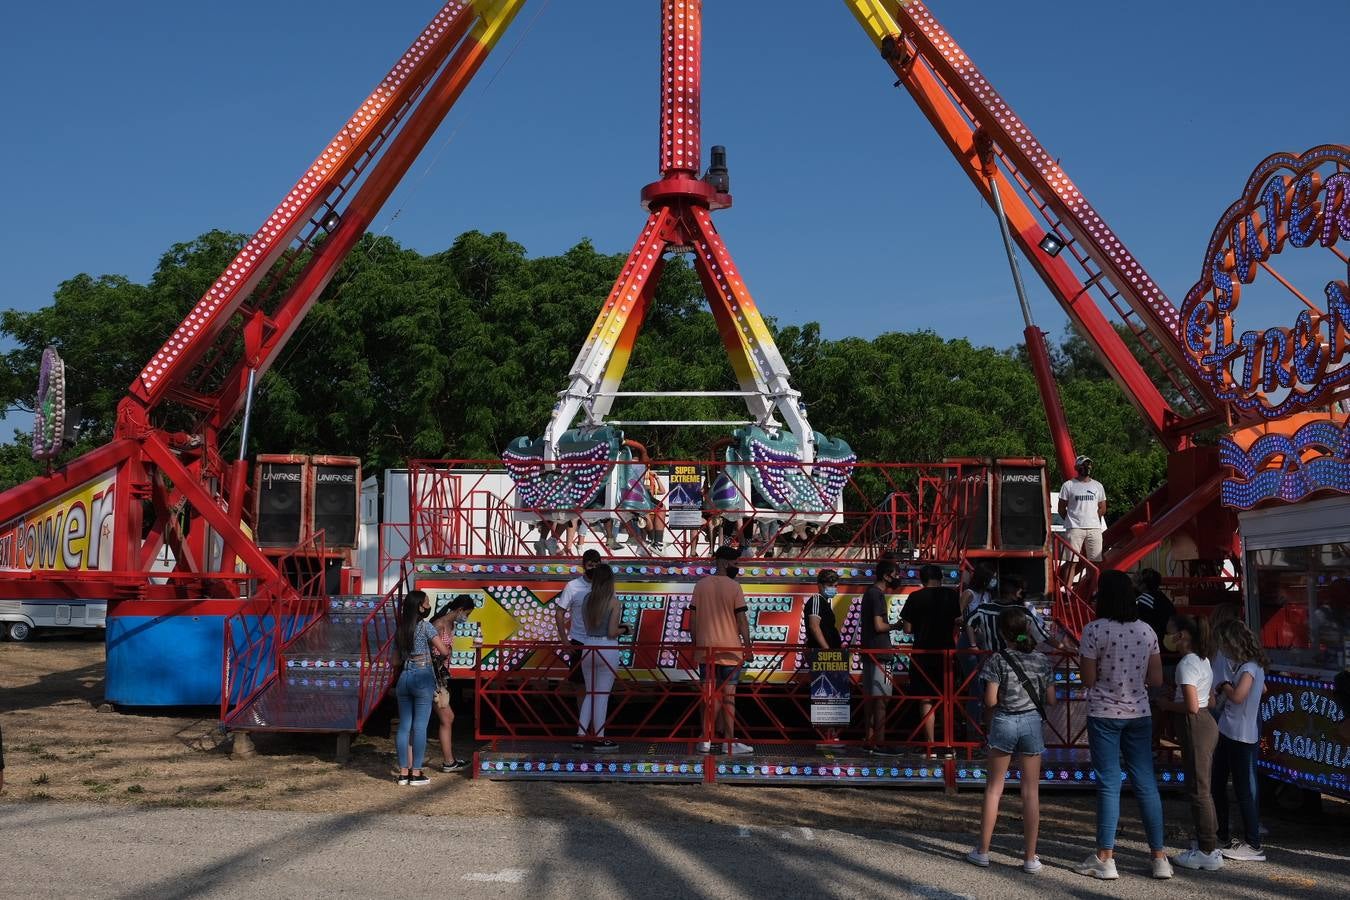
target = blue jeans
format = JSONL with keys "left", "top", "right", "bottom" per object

{"left": 1212, "top": 734, "right": 1261, "bottom": 849}
{"left": 395, "top": 664, "right": 436, "bottom": 771}
{"left": 1087, "top": 715, "right": 1165, "bottom": 851}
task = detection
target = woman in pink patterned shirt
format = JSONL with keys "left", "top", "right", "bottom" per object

{"left": 1074, "top": 570, "right": 1170, "bottom": 882}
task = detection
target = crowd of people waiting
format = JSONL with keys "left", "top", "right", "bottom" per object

{"left": 967, "top": 568, "right": 1270, "bottom": 881}
{"left": 387, "top": 546, "right": 1277, "bottom": 883}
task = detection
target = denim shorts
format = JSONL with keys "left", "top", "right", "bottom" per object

{"left": 987, "top": 710, "right": 1045, "bottom": 755}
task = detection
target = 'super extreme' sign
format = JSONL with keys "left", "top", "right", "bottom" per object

{"left": 1260, "top": 673, "right": 1349, "bottom": 798}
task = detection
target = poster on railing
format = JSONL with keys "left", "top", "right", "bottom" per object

{"left": 666, "top": 464, "right": 705, "bottom": 530}
{"left": 809, "top": 650, "right": 852, "bottom": 724}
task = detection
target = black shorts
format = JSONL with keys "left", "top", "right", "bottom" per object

{"left": 908, "top": 652, "right": 947, "bottom": 697}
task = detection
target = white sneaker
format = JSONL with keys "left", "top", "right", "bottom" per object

{"left": 1220, "top": 841, "right": 1265, "bottom": 862}
{"left": 1074, "top": 853, "right": 1118, "bottom": 880}
{"left": 695, "top": 741, "right": 712, "bottom": 753}
{"left": 726, "top": 742, "right": 754, "bottom": 755}
{"left": 1173, "top": 848, "right": 1224, "bottom": 871}
{"left": 1022, "top": 856, "right": 1042, "bottom": 874}
{"left": 965, "top": 848, "right": 990, "bottom": 868}
{"left": 1152, "top": 856, "right": 1174, "bottom": 879}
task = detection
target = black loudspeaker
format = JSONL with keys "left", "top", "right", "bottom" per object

{"left": 255, "top": 458, "right": 306, "bottom": 547}
{"left": 280, "top": 555, "right": 344, "bottom": 595}
{"left": 997, "top": 465, "right": 1048, "bottom": 550}
{"left": 962, "top": 470, "right": 991, "bottom": 549}
{"left": 311, "top": 458, "right": 360, "bottom": 549}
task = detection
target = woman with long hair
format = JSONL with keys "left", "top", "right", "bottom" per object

{"left": 1156, "top": 614, "right": 1221, "bottom": 871}
{"left": 573, "top": 564, "right": 628, "bottom": 751}
{"left": 393, "top": 589, "right": 449, "bottom": 785}
{"left": 1075, "top": 570, "right": 1171, "bottom": 881}
{"left": 967, "top": 605, "right": 1056, "bottom": 873}
{"left": 961, "top": 564, "right": 996, "bottom": 618}
{"left": 1211, "top": 619, "right": 1268, "bottom": 862}
{"left": 430, "top": 595, "right": 477, "bottom": 773}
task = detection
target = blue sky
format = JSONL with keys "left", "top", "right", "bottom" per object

{"left": 1, "top": 0, "right": 1346, "bottom": 419}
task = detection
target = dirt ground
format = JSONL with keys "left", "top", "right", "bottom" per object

{"left": 1, "top": 637, "right": 1344, "bottom": 841}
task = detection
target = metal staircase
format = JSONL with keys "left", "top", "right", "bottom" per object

{"left": 223, "top": 594, "right": 398, "bottom": 734}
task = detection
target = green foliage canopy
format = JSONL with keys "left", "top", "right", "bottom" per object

{"left": 0, "top": 230, "right": 1166, "bottom": 509}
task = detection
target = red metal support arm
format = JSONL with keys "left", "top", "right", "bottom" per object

{"left": 209, "top": 6, "right": 524, "bottom": 431}
{"left": 126, "top": 2, "right": 490, "bottom": 417}
{"left": 1024, "top": 324, "right": 1077, "bottom": 483}
{"left": 844, "top": 1, "right": 1219, "bottom": 448}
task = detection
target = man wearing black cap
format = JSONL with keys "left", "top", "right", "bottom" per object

{"left": 1058, "top": 455, "right": 1106, "bottom": 562}
{"left": 689, "top": 546, "right": 755, "bottom": 755}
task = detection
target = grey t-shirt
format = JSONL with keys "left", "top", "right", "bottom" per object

{"left": 1218, "top": 660, "right": 1265, "bottom": 744}
{"left": 980, "top": 649, "right": 1052, "bottom": 714}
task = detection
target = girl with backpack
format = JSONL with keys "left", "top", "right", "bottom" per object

{"left": 966, "top": 605, "right": 1056, "bottom": 874}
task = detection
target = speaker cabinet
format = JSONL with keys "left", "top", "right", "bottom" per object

{"left": 310, "top": 456, "right": 360, "bottom": 549}
{"left": 996, "top": 464, "right": 1048, "bottom": 550}
{"left": 255, "top": 455, "right": 308, "bottom": 548}
{"left": 955, "top": 468, "right": 992, "bottom": 550}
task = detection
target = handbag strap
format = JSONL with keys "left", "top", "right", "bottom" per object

{"left": 997, "top": 648, "right": 1048, "bottom": 720}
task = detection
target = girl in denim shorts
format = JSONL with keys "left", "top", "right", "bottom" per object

{"left": 967, "top": 606, "right": 1056, "bottom": 873}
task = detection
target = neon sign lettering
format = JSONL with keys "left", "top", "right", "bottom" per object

{"left": 1181, "top": 145, "right": 1350, "bottom": 418}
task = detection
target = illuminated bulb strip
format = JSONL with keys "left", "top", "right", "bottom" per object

{"left": 691, "top": 209, "right": 782, "bottom": 381}
{"left": 659, "top": 0, "right": 701, "bottom": 174}
{"left": 137, "top": 2, "right": 475, "bottom": 392}
{"left": 902, "top": 2, "right": 1180, "bottom": 338}
{"left": 576, "top": 213, "right": 668, "bottom": 371}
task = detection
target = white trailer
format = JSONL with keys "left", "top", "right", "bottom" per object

{"left": 0, "top": 594, "right": 107, "bottom": 641}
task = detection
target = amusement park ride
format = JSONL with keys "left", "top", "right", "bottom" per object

{"left": 2, "top": 1, "right": 1346, "bottom": 787}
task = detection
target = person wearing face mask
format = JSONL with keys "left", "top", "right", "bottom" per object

{"left": 804, "top": 569, "right": 843, "bottom": 653}
{"left": 860, "top": 560, "right": 903, "bottom": 755}
{"left": 690, "top": 546, "right": 755, "bottom": 755}
{"left": 804, "top": 569, "right": 843, "bottom": 743}
{"left": 429, "top": 595, "right": 478, "bottom": 773}
{"left": 1059, "top": 455, "right": 1107, "bottom": 562}
{"left": 393, "top": 590, "right": 450, "bottom": 786}
{"left": 966, "top": 576, "right": 1056, "bottom": 653}
{"left": 902, "top": 564, "right": 962, "bottom": 758}
{"left": 1154, "top": 614, "right": 1221, "bottom": 871}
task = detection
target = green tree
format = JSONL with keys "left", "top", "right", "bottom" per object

{"left": 0, "top": 229, "right": 1175, "bottom": 513}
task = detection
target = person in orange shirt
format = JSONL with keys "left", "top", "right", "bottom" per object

{"left": 690, "top": 545, "right": 755, "bottom": 755}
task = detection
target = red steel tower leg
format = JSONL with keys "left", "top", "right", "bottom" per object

{"left": 0, "top": 2, "right": 528, "bottom": 599}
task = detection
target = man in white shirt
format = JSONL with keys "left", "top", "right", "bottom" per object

{"left": 1058, "top": 455, "right": 1106, "bottom": 562}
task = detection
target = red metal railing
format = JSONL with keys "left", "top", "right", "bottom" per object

{"left": 356, "top": 563, "right": 404, "bottom": 729}
{"left": 220, "top": 532, "right": 329, "bottom": 724}
{"left": 1048, "top": 533, "right": 1099, "bottom": 640}
{"left": 473, "top": 643, "right": 1115, "bottom": 786}
{"left": 409, "top": 459, "right": 974, "bottom": 564}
